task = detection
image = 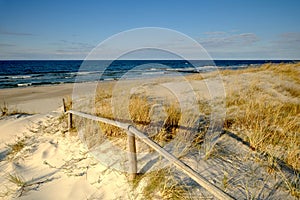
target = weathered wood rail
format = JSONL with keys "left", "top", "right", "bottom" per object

{"left": 65, "top": 109, "right": 234, "bottom": 200}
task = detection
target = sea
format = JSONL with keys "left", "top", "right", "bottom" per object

{"left": 0, "top": 60, "right": 297, "bottom": 89}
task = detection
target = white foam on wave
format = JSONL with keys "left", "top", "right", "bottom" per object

{"left": 74, "top": 71, "right": 103, "bottom": 76}
{"left": 196, "top": 65, "right": 217, "bottom": 71}
{"left": 141, "top": 71, "right": 165, "bottom": 75}
{"left": 17, "top": 83, "right": 32, "bottom": 87}
{"left": 11, "top": 75, "right": 32, "bottom": 79}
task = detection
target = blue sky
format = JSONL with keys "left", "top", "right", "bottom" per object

{"left": 0, "top": 0, "right": 299, "bottom": 60}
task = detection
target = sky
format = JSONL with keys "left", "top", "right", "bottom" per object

{"left": 0, "top": 0, "right": 299, "bottom": 60}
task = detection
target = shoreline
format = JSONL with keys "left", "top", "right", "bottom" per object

{"left": 0, "top": 83, "right": 75, "bottom": 114}
{"left": 1, "top": 60, "right": 297, "bottom": 90}
{"left": 0, "top": 74, "right": 194, "bottom": 114}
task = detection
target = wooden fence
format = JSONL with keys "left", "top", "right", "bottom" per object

{"left": 65, "top": 109, "right": 234, "bottom": 200}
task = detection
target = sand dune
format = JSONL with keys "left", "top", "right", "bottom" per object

{"left": 0, "top": 65, "right": 299, "bottom": 199}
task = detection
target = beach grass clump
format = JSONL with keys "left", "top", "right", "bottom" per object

{"left": 134, "top": 168, "right": 190, "bottom": 200}
{"left": 150, "top": 103, "right": 182, "bottom": 145}
{"left": 6, "top": 138, "right": 26, "bottom": 159}
{"left": 95, "top": 88, "right": 183, "bottom": 144}
{"left": 219, "top": 62, "right": 300, "bottom": 83}
{"left": 163, "top": 104, "right": 181, "bottom": 135}
{"left": 0, "top": 102, "right": 9, "bottom": 116}
{"left": 96, "top": 86, "right": 113, "bottom": 101}
{"left": 261, "top": 62, "right": 300, "bottom": 83}
{"left": 96, "top": 99, "right": 126, "bottom": 137}
{"left": 129, "top": 95, "right": 151, "bottom": 126}
{"left": 7, "top": 173, "right": 28, "bottom": 197}
{"left": 275, "top": 82, "right": 300, "bottom": 98}
{"left": 129, "top": 95, "right": 182, "bottom": 145}
{"left": 0, "top": 102, "right": 25, "bottom": 117}
{"left": 198, "top": 100, "right": 212, "bottom": 116}
{"left": 221, "top": 65, "right": 262, "bottom": 76}
{"left": 7, "top": 172, "right": 52, "bottom": 197}
{"left": 8, "top": 173, "right": 26, "bottom": 188}
{"left": 94, "top": 83, "right": 127, "bottom": 137}
{"left": 225, "top": 70, "right": 300, "bottom": 171}
{"left": 6, "top": 135, "right": 39, "bottom": 161}
{"left": 223, "top": 63, "right": 300, "bottom": 197}
{"left": 63, "top": 96, "right": 72, "bottom": 111}
{"left": 95, "top": 93, "right": 152, "bottom": 137}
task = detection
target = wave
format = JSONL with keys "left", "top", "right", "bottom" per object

{"left": 2, "top": 74, "right": 45, "bottom": 80}
{"left": 12, "top": 75, "right": 32, "bottom": 79}
{"left": 17, "top": 83, "right": 32, "bottom": 87}
{"left": 196, "top": 65, "right": 218, "bottom": 71}
{"left": 2, "top": 60, "right": 292, "bottom": 89}
{"left": 166, "top": 67, "right": 198, "bottom": 73}
{"left": 141, "top": 71, "right": 165, "bottom": 75}
{"left": 72, "top": 71, "right": 104, "bottom": 76}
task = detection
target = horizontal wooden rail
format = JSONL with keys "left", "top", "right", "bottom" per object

{"left": 66, "top": 110, "right": 234, "bottom": 200}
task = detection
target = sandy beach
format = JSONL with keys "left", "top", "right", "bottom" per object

{"left": 0, "top": 84, "right": 74, "bottom": 114}
{"left": 0, "top": 63, "right": 299, "bottom": 199}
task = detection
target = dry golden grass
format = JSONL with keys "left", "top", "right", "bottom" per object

{"left": 133, "top": 168, "right": 191, "bottom": 200}
{"left": 94, "top": 82, "right": 183, "bottom": 144}
{"left": 6, "top": 138, "right": 26, "bottom": 160}
{"left": 63, "top": 96, "right": 72, "bottom": 111}
{"left": 94, "top": 83, "right": 126, "bottom": 137}
{"left": 96, "top": 99, "right": 126, "bottom": 137}
{"left": 0, "top": 102, "right": 9, "bottom": 116}
{"left": 66, "top": 63, "right": 299, "bottom": 172}
{"left": 57, "top": 63, "right": 300, "bottom": 198}
{"left": 0, "top": 102, "right": 28, "bottom": 117}
{"left": 224, "top": 63, "right": 300, "bottom": 171}
{"left": 151, "top": 103, "right": 181, "bottom": 145}
{"left": 95, "top": 83, "right": 114, "bottom": 101}
{"left": 186, "top": 71, "right": 218, "bottom": 81}
{"left": 220, "top": 65, "right": 262, "bottom": 76}
{"left": 221, "top": 63, "right": 300, "bottom": 198}
{"left": 6, "top": 172, "right": 53, "bottom": 197}
{"left": 220, "top": 62, "right": 300, "bottom": 83}
{"left": 129, "top": 95, "right": 151, "bottom": 125}
{"left": 261, "top": 62, "right": 300, "bottom": 83}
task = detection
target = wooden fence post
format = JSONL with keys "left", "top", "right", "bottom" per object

{"left": 62, "top": 98, "right": 66, "bottom": 112}
{"left": 127, "top": 131, "right": 137, "bottom": 181}
{"left": 68, "top": 112, "right": 73, "bottom": 130}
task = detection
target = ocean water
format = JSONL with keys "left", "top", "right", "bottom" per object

{"left": 0, "top": 60, "right": 296, "bottom": 89}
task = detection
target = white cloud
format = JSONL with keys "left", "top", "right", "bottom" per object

{"left": 47, "top": 39, "right": 96, "bottom": 59}
{"left": 0, "top": 29, "right": 34, "bottom": 36}
{"left": 199, "top": 32, "right": 259, "bottom": 49}
{"left": 203, "top": 31, "right": 226, "bottom": 36}
{"left": 0, "top": 43, "right": 16, "bottom": 47}
{"left": 273, "top": 32, "right": 300, "bottom": 46}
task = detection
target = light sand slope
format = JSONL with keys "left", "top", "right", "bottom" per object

{"left": 0, "top": 112, "right": 134, "bottom": 199}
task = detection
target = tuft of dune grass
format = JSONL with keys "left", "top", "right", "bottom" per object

{"left": 7, "top": 172, "right": 53, "bottom": 197}
{"left": 222, "top": 63, "right": 299, "bottom": 198}
{"left": 150, "top": 103, "right": 182, "bottom": 145}
{"left": 94, "top": 85, "right": 183, "bottom": 144}
{"left": 0, "top": 102, "right": 27, "bottom": 117}
{"left": 133, "top": 168, "right": 191, "bottom": 200}
{"left": 63, "top": 96, "right": 72, "bottom": 111}
{"left": 129, "top": 95, "right": 151, "bottom": 126}
{"left": 261, "top": 62, "right": 300, "bottom": 84}
{"left": 6, "top": 138, "right": 26, "bottom": 160}
{"left": 224, "top": 63, "right": 300, "bottom": 171}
